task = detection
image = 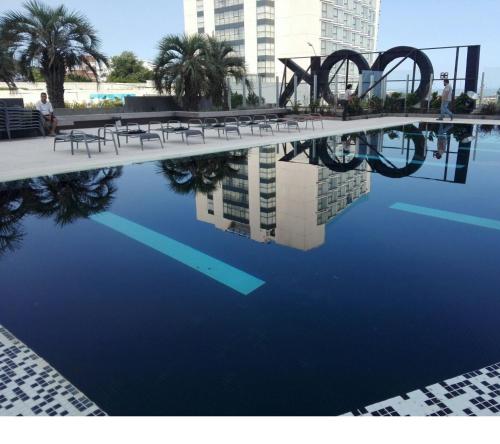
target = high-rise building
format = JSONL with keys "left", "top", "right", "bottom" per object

{"left": 184, "top": 0, "right": 381, "bottom": 81}
{"left": 196, "top": 141, "right": 371, "bottom": 251}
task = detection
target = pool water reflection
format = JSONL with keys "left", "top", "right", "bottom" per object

{"left": 0, "top": 123, "right": 499, "bottom": 415}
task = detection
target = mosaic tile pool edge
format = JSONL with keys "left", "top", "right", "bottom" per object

{"left": 345, "top": 362, "right": 500, "bottom": 417}
{"left": 0, "top": 325, "right": 106, "bottom": 417}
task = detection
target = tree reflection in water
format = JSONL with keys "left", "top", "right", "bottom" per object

{"left": 0, "top": 167, "right": 123, "bottom": 256}
{"left": 30, "top": 168, "right": 123, "bottom": 226}
{"left": 0, "top": 180, "right": 33, "bottom": 257}
{"left": 157, "top": 151, "right": 247, "bottom": 195}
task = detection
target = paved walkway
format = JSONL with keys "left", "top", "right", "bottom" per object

{"left": 0, "top": 325, "right": 105, "bottom": 416}
{"left": 344, "top": 362, "right": 500, "bottom": 416}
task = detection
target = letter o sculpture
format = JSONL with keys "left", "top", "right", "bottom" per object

{"left": 319, "top": 49, "right": 371, "bottom": 105}
{"left": 370, "top": 46, "right": 434, "bottom": 101}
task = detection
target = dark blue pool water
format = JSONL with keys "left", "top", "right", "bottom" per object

{"left": 1, "top": 123, "right": 500, "bottom": 415}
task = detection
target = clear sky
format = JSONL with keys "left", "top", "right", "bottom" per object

{"left": 1, "top": 0, "right": 499, "bottom": 84}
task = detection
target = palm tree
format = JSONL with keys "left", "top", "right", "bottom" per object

{"left": 204, "top": 36, "right": 246, "bottom": 108}
{"left": 0, "top": 43, "right": 17, "bottom": 90}
{"left": 0, "top": 0, "right": 107, "bottom": 107}
{"left": 154, "top": 34, "right": 208, "bottom": 111}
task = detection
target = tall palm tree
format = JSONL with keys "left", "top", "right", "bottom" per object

{"left": 0, "top": 0, "right": 107, "bottom": 107}
{"left": 0, "top": 43, "right": 17, "bottom": 90}
{"left": 204, "top": 36, "right": 246, "bottom": 108}
{"left": 154, "top": 34, "right": 208, "bottom": 111}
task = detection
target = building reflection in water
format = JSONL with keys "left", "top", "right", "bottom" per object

{"left": 196, "top": 139, "right": 371, "bottom": 251}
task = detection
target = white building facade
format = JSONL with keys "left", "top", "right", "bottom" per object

{"left": 184, "top": 0, "right": 381, "bottom": 81}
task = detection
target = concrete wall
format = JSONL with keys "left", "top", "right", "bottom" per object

{"left": 2, "top": 81, "right": 158, "bottom": 106}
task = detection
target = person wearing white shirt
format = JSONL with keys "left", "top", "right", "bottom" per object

{"left": 437, "top": 79, "right": 453, "bottom": 121}
{"left": 341, "top": 84, "right": 354, "bottom": 121}
{"left": 35, "top": 93, "right": 58, "bottom": 135}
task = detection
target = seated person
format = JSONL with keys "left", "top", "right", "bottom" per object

{"left": 36, "top": 93, "right": 58, "bottom": 136}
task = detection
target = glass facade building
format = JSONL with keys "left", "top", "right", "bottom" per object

{"left": 184, "top": 0, "right": 381, "bottom": 81}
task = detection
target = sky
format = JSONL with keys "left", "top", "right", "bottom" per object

{"left": 1, "top": 0, "right": 499, "bottom": 85}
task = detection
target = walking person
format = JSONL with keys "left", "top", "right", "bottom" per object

{"left": 342, "top": 84, "right": 354, "bottom": 121}
{"left": 437, "top": 79, "right": 453, "bottom": 121}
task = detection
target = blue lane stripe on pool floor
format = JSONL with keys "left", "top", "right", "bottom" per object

{"left": 390, "top": 203, "right": 500, "bottom": 231}
{"left": 90, "top": 212, "right": 265, "bottom": 296}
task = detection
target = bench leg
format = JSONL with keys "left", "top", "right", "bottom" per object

{"left": 112, "top": 135, "right": 119, "bottom": 155}
{"left": 85, "top": 140, "right": 91, "bottom": 158}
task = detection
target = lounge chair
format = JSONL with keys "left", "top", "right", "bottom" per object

{"left": 308, "top": 113, "right": 324, "bottom": 129}
{"left": 267, "top": 114, "right": 289, "bottom": 131}
{"left": 110, "top": 121, "right": 163, "bottom": 150}
{"left": 178, "top": 119, "right": 205, "bottom": 145}
{"left": 203, "top": 118, "right": 225, "bottom": 138}
{"left": 256, "top": 115, "right": 274, "bottom": 137}
{"left": 149, "top": 120, "right": 189, "bottom": 142}
{"left": 237, "top": 116, "right": 254, "bottom": 134}
{"left": 53, "top": 130, "right": 118, "bottom": 158}
{"left": 223, "top": 117, "right": 242, "bottom": 140}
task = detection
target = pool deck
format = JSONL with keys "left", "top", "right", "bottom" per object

{"left": 1, "top": 116, "right": 499, "bottom": 183}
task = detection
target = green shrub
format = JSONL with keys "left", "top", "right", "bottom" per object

{"left": 247, "top": 91, "right": 264, "bottom": 107}
{"left": 309, "top": 100, "right": 320, "bottom": 113}
{"left": 291, "top": 101, "right": 302, "bottom": 114}
{"left": 231, "top": 91, "right": 243, "bottom": 108}
{"left": 454, "top": 93, "right": 475, "bottom": 114}
{"left": 64, "top": 99, "right": 124, "bottom": 110}
{"left": 480, "top": 102, "right": 498, "bottom": 115}
{"left": 406, "top": 92, "right": 420, "bottom": 108}
{"left": 347, "top": 96, "right": 363, "bottom": 116}
{"left": 368, "top": 96, "right": 383, "bottom": 113}
{"left": 430, "top": 92, "right": 441, "bottom": 109}
{"left": 384, "top": 92, "right": 404, "bottom": 112}
{"left": 66, "top": 73, "right": 93, "bottom": 82}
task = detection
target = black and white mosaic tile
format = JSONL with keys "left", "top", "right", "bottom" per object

{"left": 345, "top": 362, "right": 500, "bottom": 417}
{"left": 0, "top": 325, "right": 106, "bottom": 416}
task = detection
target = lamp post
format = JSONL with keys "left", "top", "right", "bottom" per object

{"left": 306, "top": 42, "right": 316, "bottom": 56}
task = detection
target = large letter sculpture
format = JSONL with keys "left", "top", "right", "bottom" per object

{"left": 279, "top": 46, "right": 434, "bottom": 107}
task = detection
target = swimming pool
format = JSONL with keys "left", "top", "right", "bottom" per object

{"left": 1, "top": 123, "right": 499, "bottom": 415}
